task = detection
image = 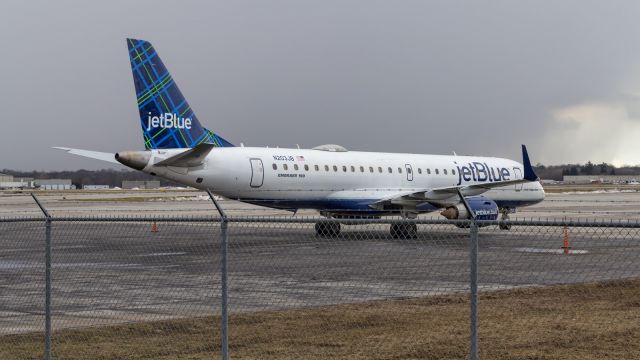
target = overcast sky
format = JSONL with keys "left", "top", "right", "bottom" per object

{"left": 2, "top": 1, "right": 640, "bottom": 170}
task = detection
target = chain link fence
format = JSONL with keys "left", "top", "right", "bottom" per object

{"left": 2, "top": 203, "right": 640, "bottom": 358}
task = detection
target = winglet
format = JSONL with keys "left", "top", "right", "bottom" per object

{"left": 522, "top": 145, "right": 539, "bottom": 181}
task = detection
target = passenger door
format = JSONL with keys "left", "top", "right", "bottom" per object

{"left": 405, "top": 164, "right": 414, "bottom": 181}
{"left": 513, "top": 167, "right": 523, "bottom": 191}
{"left": 250, "top": 158, "right": 264, "bottom": 188}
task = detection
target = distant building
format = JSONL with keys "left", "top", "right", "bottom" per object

{"left": 83, "top": 185, "right": 110, "bottom": 190}
{"left": 35, "top": 179, "right": 75, "bottom": 190}
{"left": 563, "top": 175, "right": 640, "bottom": 184}
{"left": 121, "top": 180, "right": 160, "bottom": 189}
{"left": 0, "top": 174, "right": 37, "bottom": 189}
{"left": 0, "top": 173, "right": 13, "bottom": 183}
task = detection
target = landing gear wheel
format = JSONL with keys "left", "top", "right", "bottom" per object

{"left": 315, "top": 221, "right": 341, "bottom": 237}
{"left": 390, "top": 223, "right": 418, "bottom": 239}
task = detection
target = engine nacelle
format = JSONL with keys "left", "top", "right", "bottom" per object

{"left": 440, "top": 196, "right": 499, "bottom": 220}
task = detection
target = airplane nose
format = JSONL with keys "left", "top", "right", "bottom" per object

{"left": 115, "top": 151, "right": 151, "bottom": 170}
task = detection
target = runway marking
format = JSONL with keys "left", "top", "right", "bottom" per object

{"left": 0, "top": 261, "right": 40, "bottom": 269}
{"left": 139, "top": 252, "right": 187, "bottom": 257}
{"left": 515, "top": 247, "right": 588, "bottom": 255}
{"left": 54, "top": 263, "right": 143, "bottom": 268}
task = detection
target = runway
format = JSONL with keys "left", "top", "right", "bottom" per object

{"left": 2, "top": 213, "right": 640, "bottom": 334}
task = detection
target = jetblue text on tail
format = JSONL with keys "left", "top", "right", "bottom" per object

{"left": 146, "top": 113, "right": 192, "bottom": 132}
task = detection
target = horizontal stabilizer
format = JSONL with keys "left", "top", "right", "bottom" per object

{"left": 154, "top": 143, "right": 216, "bottom": 167}
{"left": 53, "top": 147, "right": 118, "bottom": 164}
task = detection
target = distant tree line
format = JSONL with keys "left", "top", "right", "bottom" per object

{"left": 534, "top": 162, "right": 640, "bottom": 181}
{"left": 1, "top": 169, "right": 180, "bottom": 188}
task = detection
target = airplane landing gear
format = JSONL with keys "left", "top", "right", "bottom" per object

{"left": 390, "top": 223, "right": 418, "bottom": 239}
{"left": 499, "top": 208, "right": 512, "bottom": 230}
{"left": 315, "top": 221, "right": 341, "bottom": 237}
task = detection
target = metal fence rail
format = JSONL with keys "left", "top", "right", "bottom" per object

{"left": 2, "top": 201, "right": 640, "bottom": 358}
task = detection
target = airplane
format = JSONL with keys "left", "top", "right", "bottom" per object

{"left": 56, "top": 38, "right": 545, "bottom": 238}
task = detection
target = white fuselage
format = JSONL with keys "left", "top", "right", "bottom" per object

{"left": 141, "top": 147, "right": 545, "bottom": 215}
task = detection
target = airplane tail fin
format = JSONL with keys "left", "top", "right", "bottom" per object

{"left": 127, "top": 38, "right": 233, "bottom": 149}
{"left": 522, "top": 145, "right": 539, "bottom": 181}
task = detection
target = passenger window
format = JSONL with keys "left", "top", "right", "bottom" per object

{"left": 369, "top": 166, "right": 374, "bottom": 173}
{"left": 351, "top": 166, "right": 355, "bottom": 172}
{"left": 304, "top": 164, "right": 309, "bottom": 171}
{"left": 333, "top": 165, "right": 338, "bottom": 172}
{"left": 407, "top": 168, "right": 412, "bottom": 174}
{"left": 325, "top": 165, "right": 329, "bottom": 171}
{"left": 398, "top": 167, "right": 402, "bottom": 174}
{"left": 444, "top": 169, "right": 447, "bottom": 175}
{"left": 435, "top": 169, "right": 439, "bottom": 174}
{"left": 427, "top": 168, "right": 431, "bottom": 175}
{"left": 272, "top": 164, "right": 277, "bottom": 170}
{"left": 378, "top": 167, "right": 383, "bottom": 173}
{"left": 315, "top": 165, "right": 319, "bottom": 171}
{"left": 294, "top": 164, "right": 299, "bottom": 171}
{"left": 388, "top": 167, "right": 393, "bottom": 173}
{"left": 283, "top": 164, "right": 288, "bottom": 171}
{"left": 360, "top": 166, "right": 364, "bottom": 172}
{"left": 418, "top": 168, "right": 422, "bottom": 174}
{"left": 452, "top": 169, "right": 455, "bottom": 175}
{"left": 341, "top": 165, "right": 346, "bottom": 172}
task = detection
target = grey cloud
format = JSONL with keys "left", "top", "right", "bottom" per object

{"left": 2, "top": 0, "right": 640, "bottom": 170}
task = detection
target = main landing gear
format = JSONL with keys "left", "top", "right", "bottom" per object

{"left": 390, "top": 223, "right": 418, "bottom": 239}
{"left": 314, "top": 220, "right": 418, "bottom": 239}
{"left": 315, "top": 221, "right": 341, "bottom": 237}
{"left": 499, "top": 208, "right": 512, "bottom": 231}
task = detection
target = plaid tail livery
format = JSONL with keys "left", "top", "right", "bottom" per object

{"left": 127, "top": 38, "right": 234, "bottom": 149}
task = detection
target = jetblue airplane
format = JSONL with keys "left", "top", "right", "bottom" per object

{"left": 56, "top": 39, "right": 545, "bottom": 238}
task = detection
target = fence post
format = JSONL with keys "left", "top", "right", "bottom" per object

{"left": 31, "top": 194, "right": 52, "bottom": 360}
{"left": 207, "top": 190, "right": 228, "bottom": 360}
{"left": 469, "top": 220, "right": 479, "bottom": 360}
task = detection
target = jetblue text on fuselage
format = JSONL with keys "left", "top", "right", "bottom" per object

{"left": 146, "top": 112, "right": 192, "bottom": 131}
{"left": 456, "top": 162, "right": 511, "bottom": 185}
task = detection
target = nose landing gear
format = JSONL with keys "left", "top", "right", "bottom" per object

{"left": 499, "top": 208, "right": 512, "bottom": 230}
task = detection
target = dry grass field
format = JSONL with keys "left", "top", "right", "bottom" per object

{"left": 2, "top": 279, "right": 640, "bottom": 359}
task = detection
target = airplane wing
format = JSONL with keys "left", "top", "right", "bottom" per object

{"left": 52, "top": 147, "right": 119, "bottom": 164}
{"left": 370, "top": 145, "right": 539, "bottom": 210}
{"left": 154, "top": 143, "right": 215, "bottom": 167}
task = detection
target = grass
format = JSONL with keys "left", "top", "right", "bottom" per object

{"left": 3, "top": 279, "right": 640, "bottom": 359}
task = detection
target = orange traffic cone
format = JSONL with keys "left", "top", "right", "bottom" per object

{"left": 151, "top": 222, "right": 158, "bottom": 233}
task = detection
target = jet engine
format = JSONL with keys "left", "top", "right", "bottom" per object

{"left": 440, "top": 196, "right": 499, "bottom": 220}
